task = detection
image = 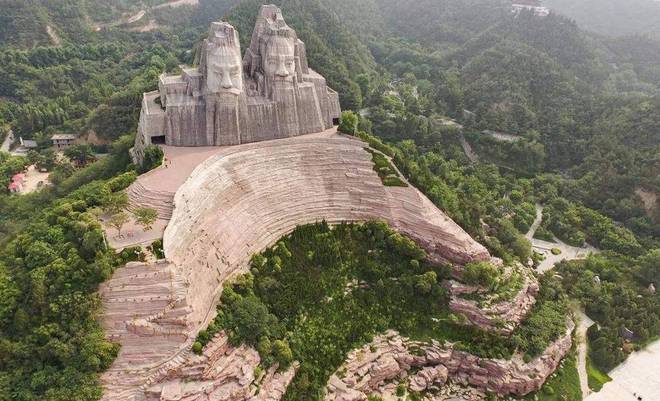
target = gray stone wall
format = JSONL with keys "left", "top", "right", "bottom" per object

{"left": 132, "top": 6, "right": 341, "bottom": 164}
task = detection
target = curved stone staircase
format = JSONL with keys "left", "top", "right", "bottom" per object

{"left": 126, "top": 180, "right": 175, "bottom": 220}
{"left": 101, "top": 133, "right": 492, "bottom": 401}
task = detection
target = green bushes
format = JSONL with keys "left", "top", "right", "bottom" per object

{"left": 106, "top": 171, "right": 137, "bottom": 192}
{"left": 367, "top": 149, "right": 407, "bottom": 187}
{"left": 462, "top": 261, "right": 500, "bottom": 288}
{"left": 119, "top": 246, "right": 146, "bottom": 264}
{"left": 338, "top": 110, "right": 358, "bottom": 135}
{"left": 196, "top": 221, "right": 449, "bottom": 400}
{"left": 139, "top": 145, "right": 164, "bottom": 174}
{"left": 149, "top": 238, "right": 165, "bottom": 259}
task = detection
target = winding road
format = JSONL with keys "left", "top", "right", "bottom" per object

{"left": 526, "top": 204, "right": 599, "bottom": 272}
{"left": 525, "top": 205, "right": 598, "bottom": 397}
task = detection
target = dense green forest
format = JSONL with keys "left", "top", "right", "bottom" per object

{"left": 0, "top": 0, "right": 658, "bottom": 399}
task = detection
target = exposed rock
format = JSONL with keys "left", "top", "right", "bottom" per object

{"left": 101, "top": 132, "right": 491, "bottom": 400}
{"left": 448, "top": 275, "right": 539, "bottom": 333}
{"left": 326, "top": 323, "right": 574, "bottom": 400}
{"left": 132, "top": 5, "right": 340, "bottom": 163}
{"left": 408, "top": 365, "right": 448, "bottom": 392}
{"left": 141, "top": 332, "right": 298, "bottom": 401}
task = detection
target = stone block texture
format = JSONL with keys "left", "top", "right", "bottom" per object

{"left": 132, "top": 5, "right": 340, "bottom": 163}
{"left": 100, "top": 132, "right": 490, "bottom": 400}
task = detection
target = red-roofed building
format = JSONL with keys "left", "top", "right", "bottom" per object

{"left": 8, "top": 172, "right": 25, "bottom": 193}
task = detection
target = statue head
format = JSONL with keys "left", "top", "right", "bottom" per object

{"left": 205, "top": 22, "right": 243, "bottom": 95}
{"left": 262, "top": 34, "right": 296, "bottom": 83}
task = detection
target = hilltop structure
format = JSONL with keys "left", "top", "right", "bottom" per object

{"left": 99, "top": 5, "right": 567, "bottom": 401}
{"left": 132, "top": 5, "right": 340, "bottom": 163}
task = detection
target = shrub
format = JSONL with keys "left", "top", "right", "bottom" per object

{"left": 338, "top": 110, "right": 358, "bottom": 134}
{"left": 140, "top": 144, "right": 164, "bottom": 173}
{"left": 192, "top": 341, "right": 203, "bottom": 355}
{"left": 119, "top": 246, "right": 146, "bottom": 263}
{"left": 462, "top": 262, "right": 500, "bottom": 288}
{"left": 106, "top": 171, "right": 137, "bottom": 192}
{"left": 149, "top": 239, "right": 165, "bottom": 259}
{"left": 551, "top": 248, "right": 562, "bottom": 255}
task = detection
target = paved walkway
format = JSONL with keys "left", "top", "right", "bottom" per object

{"left": 585, "top": 340, "right": 660, "bottom": 401}
{"left": 525, "top": 204, "right": 599, "bottom": 272}
{"left": 577, "top": 311, "right": 595, "bottom": 398}
{"left": 1, "top": 130, "right": 14, "bottom": 152}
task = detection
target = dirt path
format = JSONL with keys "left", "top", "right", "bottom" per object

{"left": 93, "top": 0, "right": 199, "bottom": 31}
{"left": 1, "top": 130, "right": 14, "bottom": 152}
{"left": 525, "top": 203, "right": 543, "bottom": 240}
{"left": 459, "top": 133, "right": 479, "bottom": 163}
{"left": 577, "top": 310, "right": 594, "bottom": 398}
{"left": 152, "top": 0, "right": 199, "bottom": 10}
{"left": 46, "top": 25, "right": 62, "bottom": 46}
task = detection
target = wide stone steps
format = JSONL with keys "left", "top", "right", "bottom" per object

{"left": 126, "top": 180, "right": 175, "bottom": 220}
{"left": 101, "top": 133, "right": 493, "bottom": 400}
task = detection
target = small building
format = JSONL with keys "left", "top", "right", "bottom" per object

{"left": 15, "top": 137, "right": 38, "bottom": 154}
{"left": 620, "top": 326, "right": 635, "bottom": 341}
{"left": 52, "top": 134, "right": 76, "bottom": 149}
{"left": 512, "top": 1, "right": 550, "bottom": 17}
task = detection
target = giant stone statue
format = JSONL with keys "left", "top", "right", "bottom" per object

{"left": 132, "top": 5, "right": 341, "bottom": 162}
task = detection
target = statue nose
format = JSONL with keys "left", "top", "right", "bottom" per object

{"left": 276, "top": 61, "right": 289, "bottom": 77}
{"left": 221, "top": 74, "right": 234, "bottom": 89}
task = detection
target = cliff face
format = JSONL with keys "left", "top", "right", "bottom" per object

{"left": 132, "top": 5, "right": 340, "bottom": 163}
{"left": 100, "top": 131, "right": 491, "bottom": 401}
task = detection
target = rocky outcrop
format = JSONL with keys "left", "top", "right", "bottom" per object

{"left": 326, "top": 325, "right": 574, "bottom": 400}
{"left": 409, "top": 365, "right": 448, "bottom": 392}
{"left": 142, "top": 332, "right": 298, "bottom": 401}
{"left": 447, "top": 276, "right": 540, "bottom": 333}
{"left": 133, "top": 5, "right": 340, "bottom": 163}
{"left": 101, "top": 131, "right": 491, "bottom": 400}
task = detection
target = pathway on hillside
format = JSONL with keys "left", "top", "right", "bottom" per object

{"left": 46, "top": 25, "right": 62, "bottom": 46}
{"left": 1, "top": 130, "right": 14, "bottom": 153}
{"left": 459, "top": 133, "right": 479, "bottom": 163}
{"left": 525, "top": 204, "right": 599, "bottom": 272}
{"left": 577, "top": 311, "right": 595, "bottom": 398}
{"left": 93, "top": 0, "right": 198, "bottom": 31}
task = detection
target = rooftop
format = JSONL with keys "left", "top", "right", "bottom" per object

{"left": 51, "top": 134, "right": 76, "bottom": 141}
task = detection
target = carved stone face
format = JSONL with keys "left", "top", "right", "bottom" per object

{"left": 207, "top": 45, "right": 243, "bottom": 94}
{"left": 263, "top": 35, "right": 296, "bottom": 82}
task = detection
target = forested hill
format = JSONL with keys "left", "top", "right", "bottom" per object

{"left": 545, "top": 0, "right": 660, "bottom": 39}
{"left": 1, "top": 0, "right": 659, "bottom": 238}
{"left": 0, "top": 1, "right": 658, "bottom": 400}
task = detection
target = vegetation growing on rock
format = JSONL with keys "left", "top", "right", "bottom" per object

{"left": 199, "top": 221, "right": 570, "bottom": 400}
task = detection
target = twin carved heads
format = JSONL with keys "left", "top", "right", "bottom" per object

{"left": 203, "top": 6, "right": 300, "bottom": 97}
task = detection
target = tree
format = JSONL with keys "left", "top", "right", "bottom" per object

{"left": 338, "top": 111, "right": 358, "bottom": 135}
{"left": 462, "top": 262, "right": 500, "bottom": 288}
{"left": 414, "top": 271, "right": 437, "bottom": 294}
{"left": 133, "top": 207, "right": 158, "bottom": 231}
{"left": 272, "top": 339, "right": 293, "bottom": 368}
{"left": 108, "top": 212, "right": 130, "bottom": 238}
{"left": 64, "top": 144, "right": 95, "bottom": 166}
{"left": 140, "top": 145, "right": 164, "bottom": 173}
{"left": 103, "top": 192, "right": 129, "bottom": 216}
